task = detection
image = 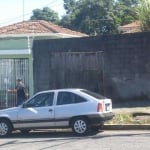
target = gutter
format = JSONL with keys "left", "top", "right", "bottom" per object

{"left": 103, "top": 124, "right": 150, "bottom": 130}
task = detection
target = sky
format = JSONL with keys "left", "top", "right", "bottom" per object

{"left": 0, "top": 0, "right": 66, "bottom": 27}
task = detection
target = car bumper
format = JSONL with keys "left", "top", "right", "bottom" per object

{"left": 88, "top": 112, "right": 115, "bottom": 125}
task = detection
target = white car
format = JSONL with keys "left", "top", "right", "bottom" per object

{"left": 0, "top": 89, "right": 114, "bottom": 136}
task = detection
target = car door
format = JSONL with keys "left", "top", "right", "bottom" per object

{"left": 54, "top": 91, "right": 88, "bottom": 126}
{"left": 17, "top": 92, "right": 55, "bottom": 128}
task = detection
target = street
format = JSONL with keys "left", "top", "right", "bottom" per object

{"left": 0, "top": 130, "right": 150, "bottom": 150}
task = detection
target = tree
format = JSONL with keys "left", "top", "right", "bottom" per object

{"left": 117, "top": 0, "right": 139, "bottom": 6}
{"left": 61, "top": 0, "right": 117, "bottom": 35}
{"left": 136, "top": 0, "right": 150, "bottom": 31}
{"left": 63, "top": 0, "right": 77, "bottom": 14}
{"left": 113, "top": 0, "right": 139, "bottom": 25}
{"left": 61, "top": 0, "right": 140, "bottom": 35}
{"left": 30, "top": 7, "right": 59, "bottom": 24}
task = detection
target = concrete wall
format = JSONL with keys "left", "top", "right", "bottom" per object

{"left": 33, "top": 32, "right": 150, "bottom": 102}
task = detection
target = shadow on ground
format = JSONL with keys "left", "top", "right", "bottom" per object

{"left": 3, "top": 129, "right": 102, "bottom": 139}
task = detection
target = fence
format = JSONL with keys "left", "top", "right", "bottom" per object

{"left": 0, "top": 58, "right": 29, "bottom": 109}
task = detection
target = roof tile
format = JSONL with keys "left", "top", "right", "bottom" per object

{"left": 0, "top": 20, "right": 88, "bottom": 37}
{"left": 118, "top": 21, "right": 141, "bottom": 33}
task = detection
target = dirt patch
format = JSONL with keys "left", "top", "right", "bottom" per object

{"left": 133, "top": 112, "right": 150, "bottom": 122}
{"left": 106, "top": 108, "right": 150, "bottom": 125}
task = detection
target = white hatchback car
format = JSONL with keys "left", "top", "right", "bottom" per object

{"left": 0, "top": 89, "right": 114, "bottom": 137}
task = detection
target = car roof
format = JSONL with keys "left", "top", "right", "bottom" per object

{"left": 36, "top": 88, "right": 83, "bottom": 94}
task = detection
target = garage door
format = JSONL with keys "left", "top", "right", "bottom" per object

{"left": 49, "top": 51, "right": 104, "bottom": 93}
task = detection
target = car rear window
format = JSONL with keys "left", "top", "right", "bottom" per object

{"left": 57, "top": 91, "right": 87, "bottom": 105}
{"left": 81, "top": 90, "right": 106, "bottom": 99}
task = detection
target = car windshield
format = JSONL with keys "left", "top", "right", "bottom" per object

{"left": 81, "top": 89, "right": 106, "bottom": 99}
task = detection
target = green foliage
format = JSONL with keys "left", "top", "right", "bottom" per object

{"left": 60, "top": 0, "right": 140, "bottom": 35}
{"left": 29, "top": 0, "right": 148, "bottom": 35}
{"left": 113, "top": 0, "right": 139, "bottom": 25}
{"left": 63, "top": 0, "right": 77, "bottom": 14}
{"left": 117, "top": 0, "right": 139, "bottom": 6}
{"left": 136, "top": 0, "right": 150, "bottom": 31}
{"left": 61, "top": 0, "right": 118, "bottom": 35}
{"left": 30, "top": 7, "right": 59, "bottom": 24}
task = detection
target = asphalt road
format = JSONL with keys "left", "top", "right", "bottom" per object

{"left": 0, "top": 130, "right": 150, "bottom": 150}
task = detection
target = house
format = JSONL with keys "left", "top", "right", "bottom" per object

{"left": 0, "top": 20, "right": 87, "bottom": 108}
{"left": 0, "top": 20, "right": 88, "bottom": 37}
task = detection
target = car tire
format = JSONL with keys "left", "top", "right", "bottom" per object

{"left": 71, "top": 117, "right": 89, "bottom": 135}
{"left": 20, "top": 129, "right": 30, "bottom": 134}
{"left": 0, "top": 119, "right": 12, "bottom": 137}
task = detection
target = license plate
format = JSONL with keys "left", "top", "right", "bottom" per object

{"left": 105, "top": 103, "right": 110, "bottom": 111}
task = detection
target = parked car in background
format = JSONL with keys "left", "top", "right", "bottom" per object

{"left": 0, "top": 89, "right": 114, "bottom": 137}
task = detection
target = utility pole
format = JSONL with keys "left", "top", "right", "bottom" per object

{"left": 23, "top": 0, "right": 24, "bottom": 21}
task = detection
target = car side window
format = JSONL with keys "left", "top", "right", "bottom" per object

{"left": 26, "top": 92, "right": 54, "bottom": 107}
{"left": 57, "top": 92, "right": 87, "bottom": 105}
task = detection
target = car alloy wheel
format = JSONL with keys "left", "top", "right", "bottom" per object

{"left": 72, "top": 117, "right": 89, "bottom": 135}
{"left": 0, "top": 119, "right": 12, "bottom": 137}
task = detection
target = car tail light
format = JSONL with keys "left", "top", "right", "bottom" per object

{"left": 97, "top": 103, "right": 103, "bottom": 112}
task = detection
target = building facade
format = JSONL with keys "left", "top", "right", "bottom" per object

{"left": 0, "top": 20, "right": 87, "bottom": 108}
{"left": 0, "top": 36, "right": 33, "bottom": 108}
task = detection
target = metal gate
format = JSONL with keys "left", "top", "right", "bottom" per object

{"left": 49, "top": 51, "right": 104, "bottom": 94}
{"left": 0, "top": 58, "right": 29, "bottom": 109}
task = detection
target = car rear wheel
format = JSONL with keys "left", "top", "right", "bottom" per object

{"left": 71, "top": 117, "right": 89, "bottom": 135}
{"left": 0, "top": 119, "right": 12, "bottom": 137}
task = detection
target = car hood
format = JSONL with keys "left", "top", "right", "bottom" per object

{"left": 0, "top": 106, "right": 21, "bottom": 114}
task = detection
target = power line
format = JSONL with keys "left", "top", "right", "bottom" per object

{"left": 0, "top": 0, "right": 64, "bottom": 27}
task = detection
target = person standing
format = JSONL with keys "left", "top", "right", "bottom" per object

{"left": 15, "top": 79, "right": 26, "bottom": 106}
{"left": 8, "top": 79, "right": 27, "bottom": 106}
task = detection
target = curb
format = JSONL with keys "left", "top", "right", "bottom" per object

{"left": 103, "top": 124, "right": 150, "bottom": 130}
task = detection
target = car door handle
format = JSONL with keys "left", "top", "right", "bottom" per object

{"left": 49, "top": 109, "right": 53, "bottom": 112}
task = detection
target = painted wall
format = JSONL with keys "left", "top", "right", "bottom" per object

{"left": 33, "top": 32, "right": 150, "bottom": 102}
{"left": 0, "top": 37, "right": 33, "bottom": 108}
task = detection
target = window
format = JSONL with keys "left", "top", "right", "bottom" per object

{"left": 25, "top": 92, "right": 54, "bottom": 107}
{"left": 81, "top": 90, "right": 106, "bottom": 99}
{"left": 57, "top": 92, "right": 87, "bottom": 105}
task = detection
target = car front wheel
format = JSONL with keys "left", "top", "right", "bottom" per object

{"left": 0, "top": 119, "right": 12, "bottom": 137}
{"left": 71, "top": 117, "right": 89, "bottom": 135}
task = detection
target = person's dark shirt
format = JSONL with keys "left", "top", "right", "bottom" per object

{"left": 16, "top": 83, "right": 26, "bottom": 99}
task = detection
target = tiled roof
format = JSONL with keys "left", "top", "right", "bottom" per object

{"left": 0, "top": 20, "right": 88, "bottom": 37}
{"left": 118, "top": 21, "right": 141, "bottom": 33}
